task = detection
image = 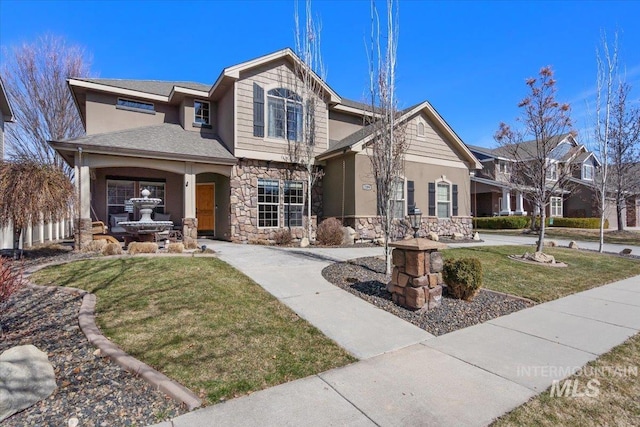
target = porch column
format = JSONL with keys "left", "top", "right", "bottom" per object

{"left": 183, "top": 163, "right": 198, "bottom": 241}
{"left": 500, "top": 188, "right": 512, "bottom": 216}
{"left": 74, "top": 150, "right": 92, "bottom": 249}
{"left": 515, "top": 191, "right": 526, "bottom": 216}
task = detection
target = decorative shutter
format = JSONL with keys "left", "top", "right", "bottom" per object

{"left": 407, "top": 181, "right": 415, "bottom": 214}
{"left": 253, "top": 83, "right": 264, "bottom": 137}
{"left": 428, "top": 182, "right": 436, "bottom": 216}
{"left": 452, "top": 184, "right": 459, "bottom": 216}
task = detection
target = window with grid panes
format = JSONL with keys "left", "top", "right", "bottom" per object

{"left": 258, "top": 179, "right": 280, "bottom": 227}
{"left": 284, "top": 181, "right": 304, "bottom": 227}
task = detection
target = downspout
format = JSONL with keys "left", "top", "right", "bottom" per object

{"left": 77, "top": 147, "right": 82, "bottom": 252}
{"left": 341, "top": 149, "right": 346, "bottom": 221}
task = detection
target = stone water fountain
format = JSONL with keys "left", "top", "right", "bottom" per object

{"left": 118, "top": 188, "right": 173, "bottom": 241}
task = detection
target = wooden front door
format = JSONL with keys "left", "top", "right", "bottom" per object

{"left": 196, "top": 183, "right": 215, "bottom": 232}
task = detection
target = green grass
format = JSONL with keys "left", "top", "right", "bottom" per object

{"left": 492, "top": 333, "right": 640, "bottom": 426}
{"left": 481, "top": 228, "right": 640, "bottom": 246}
{"left": 31, "top": 257, "right": 356, "bottom": 405}
{"left": 442, "top": 246, "right": 640, "bottom": 302}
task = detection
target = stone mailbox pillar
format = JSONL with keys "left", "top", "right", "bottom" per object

{"left": 387, "top": 238, "right": 448, "bottom": 310}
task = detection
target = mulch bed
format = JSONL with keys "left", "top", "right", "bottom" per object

{"left": 322, "top": 257, "right": 534, "bottom": 336}
{"left": 1, "top": 248, "right": 186, "bottom": 426}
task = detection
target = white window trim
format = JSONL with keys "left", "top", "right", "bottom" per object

{"left": 547, "top": 160, "right": 558, "bottom": 181}
{"left": 284, "top": 180, "right": 305, "bottom": 228}
{"left": 435, "top": 177, "right": 452, "bottom": 219}
{"left": 391, "top": 176, "right": 406, "bottom": 219}
{"left": 416, "top": 119, "right": 426, "bottom": 139}
{"left": 550, "top": 196, "right": 563, "bottom": 217}
{"left": 582, "top": 164, "right": 594, "bottom": 181}
{"left": 263, "top": 83, "right": 303, "bottom": 144}
{"left": 257, "top": 178, "right": 280, "bottom": 229}
{"left": 193, "top": 99, "right": 211, "bottom": 126}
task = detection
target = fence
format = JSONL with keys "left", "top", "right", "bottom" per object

{"left": 0, "top": 216, "right": 74, "bottom": 250}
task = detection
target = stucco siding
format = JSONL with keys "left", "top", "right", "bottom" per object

{"left": 235, "top": 58, "right": 329, "bottom": 160}
{"left": 217, "top": 86, "right": 235, "bottom": 154}
{"left": 354, "top": 153, "right": 471, "bottom": 217}
{"left": 323, "top": 154, "right": 356, "bottom": 218}
{"left": 328, "top": 110, "right": 363, "bottom": 142}
{"left": 405, "top": 112, "right": 462, "bottom": 163}
{"left": 85, "top": 92, "right": 179, "bottom": 135}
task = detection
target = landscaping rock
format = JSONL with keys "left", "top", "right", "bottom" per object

{"left": 568, "top": 241, "right": 579, "bottom": 249}
{"left": 427, "top": 231, "right": 439, "bottom": 241}
{"left": 0, "top": 345, "right": 56, "bottom": 422}
{"left": 620, "top": 248, "right": 632, "bottom": 255}
{"left": 473, "top": 232, "right": 481, "bottom": 241}
{"left": 525, "top": 251, "right": 556, "bottom": 264}
{"left": 341, "top": 226, "right": 356, "bottom": 245}
{"left": 299, "top": 237, "right": 310, "bottom": 248}
{"left": 543, "top": 240, "right": 557, "bottom": 247}
{"left": 452, "top": 232, "right": 464, "bottom": 240}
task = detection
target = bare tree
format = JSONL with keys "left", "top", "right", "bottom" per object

{"left": 1, "top": 34, "right": 91, "bottom": 174}
{"left": 365, "top": 0, "right": 409, "bottom": 273}
{"left": 609, "top": 81, "right": 640, "bottom": 231}
{"left": 593, "top": 31, "right": 618, "bottom": 252}
{"left": 285, "top": 0, "right": 326, "bottom": 241}
{"left": 0, "top": 159, "right": 75, "bottom": 255}
{"left": 495, "top": 66, "right": 574, "bottom": 253}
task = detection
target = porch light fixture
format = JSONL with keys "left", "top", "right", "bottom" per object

{"left": 409, "top": 207, "right": 422, "bottom": 238}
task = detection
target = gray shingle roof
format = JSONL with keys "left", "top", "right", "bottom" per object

{"left": 469, "top": 134, "right": 573, "bottom": 161}
{"left": 74, "top": 78, "right": 211, "bottom": 97}
{"left": 339, "top": 98, "right": 373, "bottom": 111}
{"left": 54, "top": 123, "right": 235, "bottom": 163}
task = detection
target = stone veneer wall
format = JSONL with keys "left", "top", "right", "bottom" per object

{"left": 230, "top": 159, "right": 323, "bottom": 243}
{"left": 342, "top": 216, "right": 473, "bottom": 241}
{"left": 75, "top": 218, "right": 93, "bottom": 250}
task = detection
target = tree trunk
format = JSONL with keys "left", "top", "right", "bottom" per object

{"left": 617, "top": 198, "right": 624, "bottom": 231}
{"left": 537, "top": 210, "right": 546, "bottom": 253}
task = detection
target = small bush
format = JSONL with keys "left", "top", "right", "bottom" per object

{"left": 274, "top": 229, "right": 293, "bottom": 246}
{"left": 443, "top": 257, "right": 483, "bottom": 301}
{"left": 128, "top": 242, "right": 158, "bottom": 255}
{"left": 473, "top": 217, "right": 529, "bottom": 229}
{"left": 549, "top": 217, "right": 608, "bottom": 229}
{"left": 1, "top": 258, "right": 23, "bottom": 307}
{"left": 82, "top": 239, "right": 107, "bottom": 253}
{"left": 167, "top": 243, "right": 184, "bottom": 253}
{"left": 316, "top": 217, "right": 343, "bottom": 246}
{"left": 101, "top": 242, "right": 122, "bottom": 256}
{"left": 183, "top": 236, "right": 198, "bottom": 250}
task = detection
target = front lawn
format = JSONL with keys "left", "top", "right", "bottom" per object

{"left": 481, "top": 228, "right": 640, "bottom": 246}
{"left": 492, "top": 333, "right": 640, "bottom": 426}
{"left": 30, "top": 257, "right": 356, "bottom": 405}
{"left": 442, "top": 246, "right": 640, "bottom": 302}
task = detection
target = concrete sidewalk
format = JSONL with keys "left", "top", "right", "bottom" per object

{"left": 153, "top": 237, "right": 640, "bottom": 427}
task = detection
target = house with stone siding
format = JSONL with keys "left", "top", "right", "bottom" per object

{"left": 50, "top": 48, "right": 481, "bottom": 245}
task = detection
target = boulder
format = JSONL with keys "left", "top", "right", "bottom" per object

{"left": 299, "top": 237, "right": 310, "bottom": 248}
{"left": 543, "top": 240, "right": 557, "bottom": 248}
{"left": 341, "top": 226, "right": 356, "bottom": 245}
{"left": 620, "top": 248, "right": 632, "bottom": 255}
{"left": 452, "top": 232, "right": 464, "bottom": 240}
{"left": 427, "top": 231, "right": 439, "bottom": 241}
{"left": 473, "top": 232, "right": 481, "bottom": 241}
{"left": 568, "top": 241, "right": 579, "bottom": 249}
{"left": 524, "top": 251, "right": 556, "bottom": 264}
{"left": 0, "top": 345, "right": 56, "bottom": 421}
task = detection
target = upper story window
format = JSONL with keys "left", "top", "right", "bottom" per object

{"left": 117, "top": 98, "right": 155, "bottom": 113}
{"left": 267, "top": 88, "right": 302, "bottom": 142}
{"left": 498, "top": 160, "right": 509, "bottom": 174}
{"left": 582, "top": 164, "right": 594, "bottom": 181}
{"left": 194, "top": 100, "right": 210, "bottom": 125}
{"left": 547, "top": 162, "right": 558, "bottom": 181}
{"left": 417, "top": 121, "right": 425, "bottom": 137}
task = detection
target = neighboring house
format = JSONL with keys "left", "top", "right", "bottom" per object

{"left": 50, "top": 48, "right": 481, "bottom": 246}
{"left": 0, "top": 77, "right": 13, "bottom": 160}
{"left": 467, "top": 134, "right": 606, "bottom": 221}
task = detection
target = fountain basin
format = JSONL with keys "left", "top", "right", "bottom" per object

{"left": 118, "top": 220, "right": 174, "bottom": 235}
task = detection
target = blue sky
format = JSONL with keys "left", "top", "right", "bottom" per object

{"left": 2, "top": 0, "right": 639, "bottom": 148}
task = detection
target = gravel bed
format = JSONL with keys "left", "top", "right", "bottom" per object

{"left": 1, "top": 248, "right": 186, "bottom": 426}
{"left": 322, "top": 256, "right": 534, "bottom": 336}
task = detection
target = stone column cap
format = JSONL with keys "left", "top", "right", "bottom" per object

{"left": 388, "top": 238, "right": 448, "bottom": 251}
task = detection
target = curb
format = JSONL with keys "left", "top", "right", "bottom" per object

{"left": 23, "top": 262, "right": 203, "bottom": 411}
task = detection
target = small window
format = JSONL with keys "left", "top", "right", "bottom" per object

{"left": 498, "top": 160, "right": 509, "bottom": 174}
{"left": 390, "top": 178, "right": 405, "bottom": 219}
{"left": 194, "top": 100, "right": 210, "bottom": 125}
{"left": 551, "top": 196, "right": 563, "bottom": 217}
{"left": 258, "top": 179, "right": 280, "bottom": 228}
{"left": 117, "top": 98, "right": 155, "bottom": 112}
{"left": 437, "top": 182, "right": 451, "bottom": 218}
{"left": 417, "top": 121, "right": 425, "bottom": 137}
{"left": 547, "top": 162, "right": 558, "bottom": 180}
{"left": 284, "top": 181, "right": 304, "bottom": 227}
{"left": 582, "top": 164, "right": 593, "bottom": 181}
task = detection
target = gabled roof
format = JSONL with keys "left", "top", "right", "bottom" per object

{"left": 50, "top": 123, "right": 236, "bottom": 165}
{"left": 468, "top": 133, "right": 576, "bottom": 162}
{"left": 319, "top": 101, "right": 482, "bottom": 169}
{"left": 0, "top": 77, "right": 15, "bottom": 122}
{"left": 209, "top": 48, "right": 341, "bottom": 104}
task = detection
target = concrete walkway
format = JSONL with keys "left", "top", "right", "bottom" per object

{"left": 153, "top": 235, "right": 640, "bottom": 427}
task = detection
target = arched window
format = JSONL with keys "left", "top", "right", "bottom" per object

{"left": 417, "top": 121, "right": 425, "bottom": 137}
{"left": 267, "top": 88, "right": 303, "bottom": 141}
